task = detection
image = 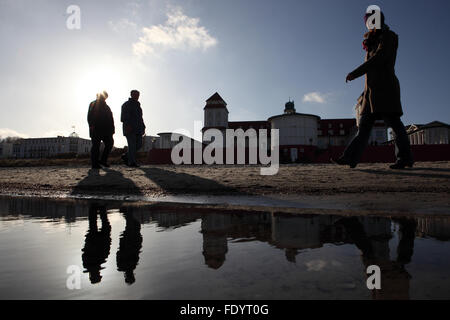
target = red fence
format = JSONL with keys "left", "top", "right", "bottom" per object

{"left": 147, "top": 144, "right": 450, "bottom": 165}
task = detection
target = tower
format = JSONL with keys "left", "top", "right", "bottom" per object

{"left": 284, "top": 99, "right": 296, "bottom": 114}
{"left": 203, "top": 92, "right": 229, "bottom": 136}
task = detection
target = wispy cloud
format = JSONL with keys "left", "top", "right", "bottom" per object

{"left": 303, "top": 92, "right": 327, "bottom": 104}
{"left": 132, "top": 7, "right": 218, "bottom": 57}
{"left": 108, "top": 18, "right": 138, "bottom": 33}
{"left": 0, "top": 128, "right": 28, "bottom": 139}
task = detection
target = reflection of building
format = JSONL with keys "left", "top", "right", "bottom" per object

{"left": 11, "top": 132, "right": 91, "bottom": 159}
{"left": 417, "top": 217, "right": 450, "bottom": 240}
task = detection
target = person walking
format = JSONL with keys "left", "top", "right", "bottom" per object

{"left": 88, "top": 91, "right": 115, "bottom": 169}
{"left": 332, "top": 10, "right": 414, "bottom": 169}
{"left": 121, "top": 90, "right": 146, "bottom": 167}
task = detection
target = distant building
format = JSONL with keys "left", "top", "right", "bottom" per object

{"left": 201, "top": 92, "right": 388, "bottom": 162}
{"left": 404, "top": 121, "right": 450, "bottom": 145}
{"left": 0, "top": 142, "right": 13, "bottom": 158}
{"left": 11, "top": 132, "right": 92, "bottom": 159}
{"left": 141, "top": 135, "right": 160, "bottom": 152}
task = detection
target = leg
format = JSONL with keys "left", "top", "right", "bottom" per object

{"left": 383, "top": 116, "right": 413, "bottom": 166}
{"left": 126, "top": 134, "right": 137, "bottom": 165}
{"left": 91, "top": 136, "right": 101, "bottom": 168}
{"left": 342, "top": 113, "right": 376, "bottom": 165}
{"left": 100, "top": 135, "right": 114, "bottom": 165}
{"left": 135, "top": 134, "right": 143, "bottom": 152}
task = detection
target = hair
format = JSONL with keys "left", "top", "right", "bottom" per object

{"left": 130, "top": 90, "right": 140, "bottom": 96}
{"left": 96, "top": 90, "right": 108, "bottom": 100}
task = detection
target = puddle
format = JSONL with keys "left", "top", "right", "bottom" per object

{"left": 0, "top": 196, "right": 449, "bottom": 299}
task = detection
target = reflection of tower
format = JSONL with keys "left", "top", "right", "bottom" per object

{"left": 201, "top": 214, "right": 229, "bottom": 269}
{"left": 202, "top": 92, "right": 229, "bottom": 144}
{"left": 116, "top": 207, "right": 143, "bottom": 285}
{"left": 82, "top": 204, "right": 111, "bottom": 284}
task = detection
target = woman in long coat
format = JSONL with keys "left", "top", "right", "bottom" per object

{"left": 334, "top": 11, "right": 414, "bottom": 169}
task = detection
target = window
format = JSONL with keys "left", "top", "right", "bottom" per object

{"left": 340, "top": 130, "right": 345, "bottom": 135}
{"left": 340, "top": 123, "right": 343, "bottom": 128}
{"left": 328, "top": 130, "right": 334, "bottom": 135}
{"left": 328, "top": 123, "right": 332, "bottom": 129}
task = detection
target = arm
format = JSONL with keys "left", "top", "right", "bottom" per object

{"left": 87, "top": 102, "right": 94, "bottom": 127}
{"left": 107, "top": 105, "right": 115, "bottom": 134}
{"left": 348, "top": 32, "right": 396, "bottom": 80}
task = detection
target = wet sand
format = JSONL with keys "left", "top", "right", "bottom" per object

{"left": 0, "top": 161, "right": 449, "bottom": 215}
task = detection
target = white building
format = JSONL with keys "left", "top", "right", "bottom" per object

{"left": 12, "top": 132, "right": 92, "bottom": 159}
{"left": 268, "top": 101, "right": 320, "bottom": 147}
{"left": 405, "top": 121, "right": 450, "bottom": 145}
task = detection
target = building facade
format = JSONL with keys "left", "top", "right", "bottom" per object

{"left": 0, "top": 142, "right": 13, "bottom": 158}
{"left": 404, "top": 121, "right": 450, "bottom": 145}
{"left": 201, "top": 92, "right": 388, "bottom": 163}
{"left": 11, "top": 133, "right": 92, "bottom": 159}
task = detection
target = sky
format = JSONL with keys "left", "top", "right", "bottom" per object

{"left": 0, "top": 0, "right": 449, "bottom": 147}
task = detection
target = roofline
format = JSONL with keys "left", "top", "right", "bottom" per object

{"left": 268, "top": 113, "right": 321, "bottom": 121}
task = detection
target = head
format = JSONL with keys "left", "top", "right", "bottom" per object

{"left": 96, "top": 91, "right": 108, "bottom": 101}
{"left": 364, "top": 8, "right": 385, "bottom": 31}
{"left": 130, "top": 90, "right": 140, "bottom": 101}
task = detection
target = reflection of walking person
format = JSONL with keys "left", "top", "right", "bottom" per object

{"left": 121, "top": 90, "right": 146, "bottom": 168}
{"left": 82, "top": 204, "right": 111, "bottom": 284}
{"left": 88, "top": 91, "right": 115, "bottom": 169}
{"left": 333, "top": 9, "right": 414, "bottom": 169}
{"left": 116, "top": 207, "right": 143, "bottom": 284}
{"left": 337, "top": 217, "right": 416, "bottom": 300}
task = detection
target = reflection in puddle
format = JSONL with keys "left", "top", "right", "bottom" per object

{"left": 0, "top": 196, "right": 449, "bottom": 299}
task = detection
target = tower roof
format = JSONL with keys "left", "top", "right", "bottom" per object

{"left": 206, "top": 92, "right": 227, "bottom": 104}
{"left": 204, "top": 92, "right": 228, "bottom": 110}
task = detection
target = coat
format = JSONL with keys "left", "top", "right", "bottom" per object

{"left": 349, "top": 27, "right": 403, "bottom": 117}
{"left": 121, "top": 98, "right": 146, "bottom": 136}
{"left": 87, "top": 100, "right": 115, "bottom": 138}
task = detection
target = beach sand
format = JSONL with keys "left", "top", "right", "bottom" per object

{"left": 0, "top": 161, "right": 448, "bottom": 216}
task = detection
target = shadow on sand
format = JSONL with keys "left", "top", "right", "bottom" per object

{"left": 140, "top": 167, "right": 246, "bottom": 195}
{"left": 71, "top": 168, "right": 143, "bottom": 196}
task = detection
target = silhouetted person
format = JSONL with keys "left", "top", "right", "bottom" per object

{"left": 82, "top": 204, "right": 111, "bottom": 284}
{"left": 121, "top": 90, "right": 145, "bottom": 167}
{"left": 116, "top": 207, "right": 143, "bottom": 285}
{"left": 88, "top": 91, "right": 115, "bottom": 169}
{"left": 332, "top": 9, "right": 413, "bottom": 170}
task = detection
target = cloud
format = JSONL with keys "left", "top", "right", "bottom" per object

{"left": 0, "top": 128, "right": 28, "bottom": 139}
{"left": 305, "top": 260, "right": 327, "bottom": 272}
{"left": 132, "top": 7, "right": 218, "bottom": 57}
{"left": 303, "top": 92, "right": 327, "bottom": 104}
{"left": 108, "top": 18, "right": 138, "bottom": 33}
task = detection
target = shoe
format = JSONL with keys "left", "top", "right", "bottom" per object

{"left": 330, "top": 157, "right": 357, "bottom": 169}
{"left": 389, "top": 161, "right": 414, "bottom": 170}
{"left": 99, "top": 161, "right": 110, "bottom": 168}
{"left": 127, "top": 163, "right": 140, "bottom": 168}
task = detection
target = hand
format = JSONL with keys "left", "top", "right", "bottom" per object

{"left": 346, "top": 73, "right": 355, "bottom": 83}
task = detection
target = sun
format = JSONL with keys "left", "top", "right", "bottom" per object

{"left": 76, "top": 65, "right": 123, "bottom": 103}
